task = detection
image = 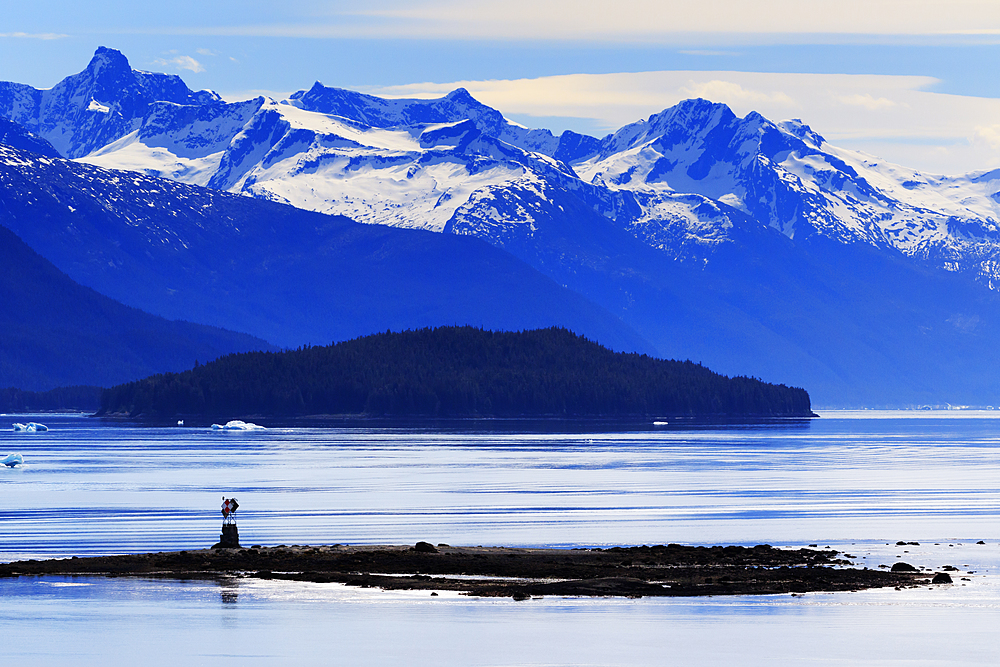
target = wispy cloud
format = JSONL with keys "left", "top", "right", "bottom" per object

{"left": 118, "top": 0, "right": 1000, "bottom": 42}
{"left": 0, "top": 32, "right": 68, "bottom": 40}
{"left": 972, "top": 125, "right": 1000, "bottom": 151}
{"left": 837, "top": 94, "right": 898, "bottom": 111}
{"left": 153, "top": 55, "right": 205, "bottom": 73}
{"left": 340, "top": 0, "right": 1000, "bottom": 41}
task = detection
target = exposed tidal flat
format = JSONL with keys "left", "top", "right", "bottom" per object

{"left": 1, "top": 410, "right": 999, "bottom": 665}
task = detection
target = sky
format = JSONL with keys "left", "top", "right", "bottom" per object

{"left": 4, "top": 0, "right": 1000, "bottom": 174}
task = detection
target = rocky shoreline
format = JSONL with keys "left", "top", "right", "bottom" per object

{"left": 0, "top": 543, "right": 951, "bottom": 599}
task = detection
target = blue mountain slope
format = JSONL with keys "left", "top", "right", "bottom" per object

{"left": 0, "top": 143, "right": 652, "bottom": 357}
{"left": 0, "top": 119, "right": 60, "bottom": 157}
{"left": 444, "top": 172, "right": 1000, "bottom": 407}
{"left": 0, "top": 223, "right": 272, "bottom": 392}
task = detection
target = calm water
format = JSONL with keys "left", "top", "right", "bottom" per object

{"left": 1, "top": 411, "right": 999, "bottom": 665}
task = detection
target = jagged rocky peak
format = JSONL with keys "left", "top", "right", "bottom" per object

{"left": 71, "top": 47, "right": 149, "bottom": 119}
{"left": 87, "top": 46, "right": 131, "bottom": 79}
{"left": 597, "top": 98, "right": 735, "bottom": 158}
{"left": 594, "top": 98, "right": 833, "bottom": 171}
{"left": 79, "top": 46, "right": 220, "bottom": 109}
{"left": 443, "top": 87, "right": 477, "bottom": 104}
{"left": 656, "top": 97, "right": 737, "bottom": 129}
{"left": 0, "top": 47, "right": 222, "bottom": 158}
{"left": 554, "top": 129, "right": 603, "bottom": 164}
{"left": 777, "top": 119, "right": 826, "bottom": 150}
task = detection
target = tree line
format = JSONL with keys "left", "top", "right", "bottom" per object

{"left": 98, "top": 326, "right": 813, "bottom": 419}
{"left": 0, "top": 385, "right": 102, "bottom": 412}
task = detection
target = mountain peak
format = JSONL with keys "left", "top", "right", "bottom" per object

{"left": 303, "top": 81, "right": 325, "bottom": 95}
{"left": 93, "top": 45, "right": 128, "bottom": 58}
{"left": 674, "top": 97, "right": 729, "bottom": 111}
{"left": 0, "top": 48, "right": 224, "bottom": 158}
{"left": 87, "top": 47, "right": 132, "bottom": 79}
{"left": 445, "top": 88, "right": 477, "bottom": 104}
{"left": 662, "top": 98, "right": 736, "bottom": 125}
{"left": 777, "top": 119, "right": 826, "bottom": 149}
{"left": 598, "top": 98, "right": 738, "bottom": 157}
{"left": 637, "top": 98, "right": 738, "bottom": 140}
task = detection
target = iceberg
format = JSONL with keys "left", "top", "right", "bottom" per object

{"left": 2, "top": 453, "right": 23, "bottom": 467}
{"left": 12, "top": 422, "right": 48, "bottom": 432}
{"left": 211, "top": 420, "right": 266, "bottom": 431}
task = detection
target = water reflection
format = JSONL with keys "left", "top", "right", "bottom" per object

{"left": 1, "top": 573, "right": 999, "bottom": 667}
{"left": 218, "top": 577, "right": 239, "bottom": 604}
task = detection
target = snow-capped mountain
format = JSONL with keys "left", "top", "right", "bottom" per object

{"left": 24, "top": 51, "right": 994, "bottom": 291}
{"left": 9, "top": 49, "right": 999, "bottom": 277}
{"left": 0, "top": 46, "right": 220, "bottom": 159}
{"left": 6, "top": 48, "right": 1000, "bottom": 405}
{"left": 576, "top": 100, "right": 1000, "bottom": 286}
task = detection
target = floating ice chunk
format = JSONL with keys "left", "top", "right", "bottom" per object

{"left": 12, "top": 422, "right": 48, "bottom": 432}
{"left": 2, "top": 453, "right": 23, "bottom": 467}
{"left": 211, "top": 420, "right": 266, "bottom": 431}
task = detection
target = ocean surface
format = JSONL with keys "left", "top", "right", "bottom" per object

{"left": 1, "top": 411, "right": 998, "bottom": 665}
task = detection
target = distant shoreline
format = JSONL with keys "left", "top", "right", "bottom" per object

{"left": 0, "top": 543, "right": 941, "bottom": 599}
{"left": 92, "top": 413, "right": 819, "bottom": 429}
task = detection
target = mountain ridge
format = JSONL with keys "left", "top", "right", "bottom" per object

{"left": 6, "top": 49, "right": 1000, "bottom": 405}
{"left": 23, "top": 50, "right": 996, "bottom": 293}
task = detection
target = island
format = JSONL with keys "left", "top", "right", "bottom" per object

{"left": 0, "top": 543, "right": 947, "bottom": 598}
{"left": 97, "top": 326, "right": 815, "bottom": 420}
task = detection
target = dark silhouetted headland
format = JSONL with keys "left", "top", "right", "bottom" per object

{"left": 98, "top": 326, "right": 814, "bottom": 420}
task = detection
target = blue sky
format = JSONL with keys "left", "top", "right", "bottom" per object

{"left": 5, "top": 1, "right": 1000, "bottom": 173}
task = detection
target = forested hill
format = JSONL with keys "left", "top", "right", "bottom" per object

{"left": 97, "top": 327, "right": 814, "bottom": 419}
{"left": 0, "top": 386, "right": 102, "bottom": 412}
